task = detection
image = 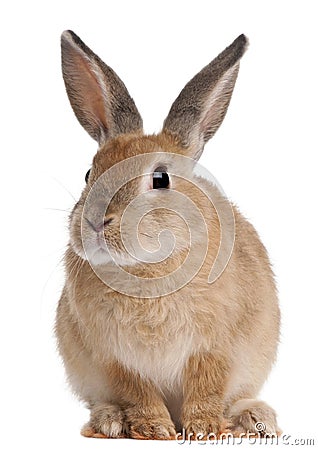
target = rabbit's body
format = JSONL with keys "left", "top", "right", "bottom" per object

{"left": 56, "top": 32, "right": 280, "bottom": 438}
{"left": 57, "top": 201, "right": 279, "bottom": 432}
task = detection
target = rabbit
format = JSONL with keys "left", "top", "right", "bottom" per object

{"left": 55, "top": 30, "right": 280, "bottom": 440}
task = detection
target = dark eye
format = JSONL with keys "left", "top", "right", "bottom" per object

{"left": 85, "top": 169, "right": 91, "bottom": 183}
{"left": 153, "top": 168, "right": 170, "bottom": 189}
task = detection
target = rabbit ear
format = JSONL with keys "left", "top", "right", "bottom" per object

{"left": 61, "top": 30, "right": 143, "bottom": 145}
{"left": 162, "top": 35, "right": 248, "bottom": 160}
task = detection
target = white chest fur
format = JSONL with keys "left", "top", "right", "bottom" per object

{"left": 84, "top": 296, "right": 199, "bottom": 391}
{"left": 113, "top": 321, "right": 195, "bottom": 390}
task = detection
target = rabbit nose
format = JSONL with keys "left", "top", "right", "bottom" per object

{"left": 85, "top": 217, "right": 113, "bottom": 233}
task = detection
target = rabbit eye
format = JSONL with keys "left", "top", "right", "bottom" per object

{"left": 153, "top": 168, "right": 170, "bottom": 189}
{"left": 85, "top": 169, "right": 91, "bottom": 183}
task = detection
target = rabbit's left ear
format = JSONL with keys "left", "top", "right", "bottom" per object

{"left": 61, "top": 30, "right": 143, "bottom": 146}
{"left": 162, "top": 35, "right": 248, "bottom": 160}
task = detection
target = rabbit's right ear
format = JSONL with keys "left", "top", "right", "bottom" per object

{"left": 61, "top": 30, "right": 143, "bottom": 145}
{"left": 162, "top": 35, "right": 248, "bottom": 160}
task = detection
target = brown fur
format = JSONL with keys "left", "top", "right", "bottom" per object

{"left": 181, "top": 353, "right": 229, "bottom": 435}
{"left": 55, "top": 31, "right": 280, "bottom": 439}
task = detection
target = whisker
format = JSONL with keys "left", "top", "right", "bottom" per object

{"left": 40, "top": 255, "right": 65, "bottom": 314}
{"left": 51, "top": 176, "right": 77, "bottom": 202}
{"left": 44, "top": 207, "right": 72, "bottom": 213}
{"left": 68, "top": 255, "right": 83, "bottom": 280}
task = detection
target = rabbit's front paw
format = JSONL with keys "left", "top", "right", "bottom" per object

{"left": 182, "top": 412, "right": 222, "bottom": 437}
{"left": 81, "top": 403, "right": 125, "bottom": 438}
{"left": 126, "top": 407, "right": 176, "bottom": 439}
{"left": 129, "top": 418, "right": 176, "bottom": 440}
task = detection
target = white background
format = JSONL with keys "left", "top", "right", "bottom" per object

{"left": 1, "top": 1, "right": 317, "bottom": 449}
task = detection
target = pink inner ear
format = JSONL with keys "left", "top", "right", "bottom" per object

{"left": 62, "top": 34, "right": 111, "bottom": 142}
{"left": 71, "top": 51, "right": 110, "bottom": 131}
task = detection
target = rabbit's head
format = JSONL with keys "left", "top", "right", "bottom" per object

{"left": 61, "top": 31, "right": 247, "bottom": 289}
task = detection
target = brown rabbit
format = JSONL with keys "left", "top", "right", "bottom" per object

{"left": 55, "top": 30, "right": 280, "bottom": 439}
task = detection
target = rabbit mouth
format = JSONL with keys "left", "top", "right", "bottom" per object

{"left": 82, "top": 232, "right": 113, "bottom": 266}
{"left": 88, "top": 246, "right": 113, "bottom": 266}
{"left": 87, "top": 246, "right": 139, "bottom": 267}
{"left": 79, "top": 232, "right": 138, "bottom": 267}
